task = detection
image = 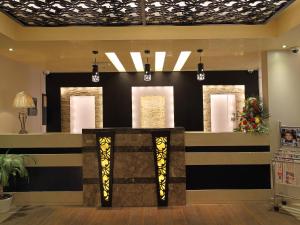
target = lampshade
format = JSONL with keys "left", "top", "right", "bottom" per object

{"left": 197, "top": 63, "right": 205, "bottom": 81}
{"left": 144, "top": 63, "right": 151, "bottom": 81}
{"left": 13, "top": 91, "right": 35, "bottom": 109}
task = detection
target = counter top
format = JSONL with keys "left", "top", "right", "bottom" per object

{"left": 185, "top": 132, "right": 270, "bottom": 146}
{"left": 83, "top": 127, "right": 185, "bottom": 134}
{"left": 0, "top": 131, "right": 270, "bottom": 148}
{"left": 0, "top": 133, "right": 82, "bottom": 148}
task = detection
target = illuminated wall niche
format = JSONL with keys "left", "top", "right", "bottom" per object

{"left": 96, "top": 132, "right": 115, "bottom": 207}
{"left": 152, "top": 131, "right": 170, "bottom": 206}
{"left": 70, "top": 96, "right": 96, "bottom": 133}
{"left": 60, "top": 87, "right": 103, "bottom": 133}
{"left": 203, "top": 85, "right": 245, "bottom": 132}
{"left": 132, "top": 86, "right": 174, "bottom": 128}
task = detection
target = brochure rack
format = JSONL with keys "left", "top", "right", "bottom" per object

{"left": 272, "top": 122, "right": 300, "bottom": 219}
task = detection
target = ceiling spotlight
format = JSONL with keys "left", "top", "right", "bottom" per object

{"left": 197, "top": 49, "right": 205, "bottom": 81}
{"left": 91, "top": 50, "right": 100, "bottom": 83}
{"left": 144, "top": 50, "right": 151, "bottom": 82}
{"left": 282, "top": 45, "right": 287, "bottom": 49}
{"left": 9, "top": 48, "right": 14, "bottom": 52}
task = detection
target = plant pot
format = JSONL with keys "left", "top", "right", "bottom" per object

{"left": 0, "top": 194, "right": 13, "bottom": 213}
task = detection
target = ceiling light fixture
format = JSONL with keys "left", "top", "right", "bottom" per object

{"left": 173, "top": 51, "right": 191, "bottom": 71}
{"left": 130, "top": 52, "right": 144, "bottom": 72}
{"left": 9, "top": 48, "right": 14, "bottom": 52}
{"left": 144, "top": 50, "right": 151, "bottom": 82}
{"left": 105, "top": 52, "right": 126, "bottom": 72}
{"left": 91, "top": 50, "right": 100, "bottom": 83}
{"left": 197, "top": 49, "right": 205, "bottom": 81}
{"left": 282, "top": 45, "right": 288, "bottom": 49}
{"left": 155, "top": 51, "right": 166, "bottom": 72}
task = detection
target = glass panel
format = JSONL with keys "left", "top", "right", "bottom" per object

{"left": 210, "top": 94, "right": 236, "bottom": 133}
{"left": 70, "top": 96, "right": 96, "bottom": 133}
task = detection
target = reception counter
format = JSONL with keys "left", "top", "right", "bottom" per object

{"left": 82, "top": 128, "right": 185, "bottom": 207}
{"left": 0, "top": 131, "right": 271, "bottom": 205}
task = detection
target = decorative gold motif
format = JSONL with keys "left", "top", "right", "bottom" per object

{"left": 155, "top": 137, "right": 168, "bottom": 201}
{"left": 98, "top": 137, "right": 112, "bottom": 202}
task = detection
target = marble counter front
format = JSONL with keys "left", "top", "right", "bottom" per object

{"left": 82, "top": 128, "right": 186, "bottom": 207}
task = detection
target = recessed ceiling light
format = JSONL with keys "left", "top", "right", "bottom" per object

{"left": 155, "top": 51, "right": 166, "bottom": 72}
{"left": 173, "top": 51, "right": 191, "bottom": 71}
{"left": 9, "top": 48, "right": 14, "bottom": 52}
{"left": 130, "top": 52, "right": 144, "bottom": 72}
{"left": 105, "top": 52, "right": 126, "bottom": 72}
{"left": 282, "top": 45, "right": 288, "bottom": 49}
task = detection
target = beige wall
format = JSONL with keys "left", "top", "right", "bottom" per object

{"left": 268, "top": 51, "right": 300, "bottom": 151}
{"left": 0, "top": 55, "right": 44, "bottom": 133}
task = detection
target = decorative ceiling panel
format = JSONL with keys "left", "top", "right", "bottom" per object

{"left": 0, "top": 0, "right": 294, "bottom": 26}
{"left": 0, "top": 0, "right": 142, "bottom": 26}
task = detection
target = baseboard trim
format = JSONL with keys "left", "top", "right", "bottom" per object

{"left": 186, "top": 189, "right": 272, "bottom": 204}
{"left": 10, "top": 191, "right": 83, "bottom": 206}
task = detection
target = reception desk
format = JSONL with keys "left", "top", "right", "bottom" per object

{"left": 82, "top": 128, "right": 185, "bottom": 207}
{"left": 0, "top": 131, "right": 270, "bottom": 206}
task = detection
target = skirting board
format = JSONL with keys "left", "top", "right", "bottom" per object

{"left": 186, "top": 190, "right": 272, "bottom": 204}
{"left": 11, "top": 190, "right": 272, "bottom": 206}
{"left": 11, "top": 191, "right": 83, "bottom": 206}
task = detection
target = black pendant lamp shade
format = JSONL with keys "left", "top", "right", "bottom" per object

{"left": 91, "top": 50, "right": 100, "bottom": 83}
{"left": 197, "top": 49, "right": 205, "bottom": 81}
{"left": 144, "top": 50, "right": 151, "bottom": 82}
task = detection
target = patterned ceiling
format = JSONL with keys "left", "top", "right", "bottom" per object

{"left": 0, "top": 0, "right": 294, "bottom": 27}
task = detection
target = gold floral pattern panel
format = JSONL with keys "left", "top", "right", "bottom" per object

{"left": 152, "top": 132, "right": 170, "bottom": 206}
{"left": 96, "top": 133, "right": 114, "bottom": 207}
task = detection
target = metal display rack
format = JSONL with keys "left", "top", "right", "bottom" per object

{"left": 272, "top": 122, "right": 300, "bottom": 219}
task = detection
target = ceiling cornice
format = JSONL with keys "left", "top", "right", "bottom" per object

{"left": 273, "top": 0, "right": 300, "bottom": 35}
{"left": 0, "top": 12, "right": 277, "bottom": 41}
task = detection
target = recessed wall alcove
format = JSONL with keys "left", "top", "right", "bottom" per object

{"left": 60, "top": 87, "right": 103, "bottom": 133}
{"left": 203, "top": 85, "right": 245, "bottom": 132}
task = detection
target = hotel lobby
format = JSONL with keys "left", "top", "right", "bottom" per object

{"left": 1, "top": 0, "right": 300, "bottom": 224}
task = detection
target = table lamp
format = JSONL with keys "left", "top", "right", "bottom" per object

{"left": 13, "top": 91, "right": 35, "bottom": 134}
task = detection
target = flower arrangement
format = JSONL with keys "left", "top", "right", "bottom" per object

{"left": 235, "top": 97, "right": 269, "bottom": 134}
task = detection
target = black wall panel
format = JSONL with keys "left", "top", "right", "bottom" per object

{"left": 4, "top": 167, "right": 82, "bottom": 192}
{"left": 186, "top": 165, "right": 271, "bottom": 190}
{"left": 46, "top": 71, "right": 259, "bottom": 132}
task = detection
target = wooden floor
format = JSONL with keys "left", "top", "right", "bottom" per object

{"left": 2, "top": 203, "right": 300, "bottom": 225}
